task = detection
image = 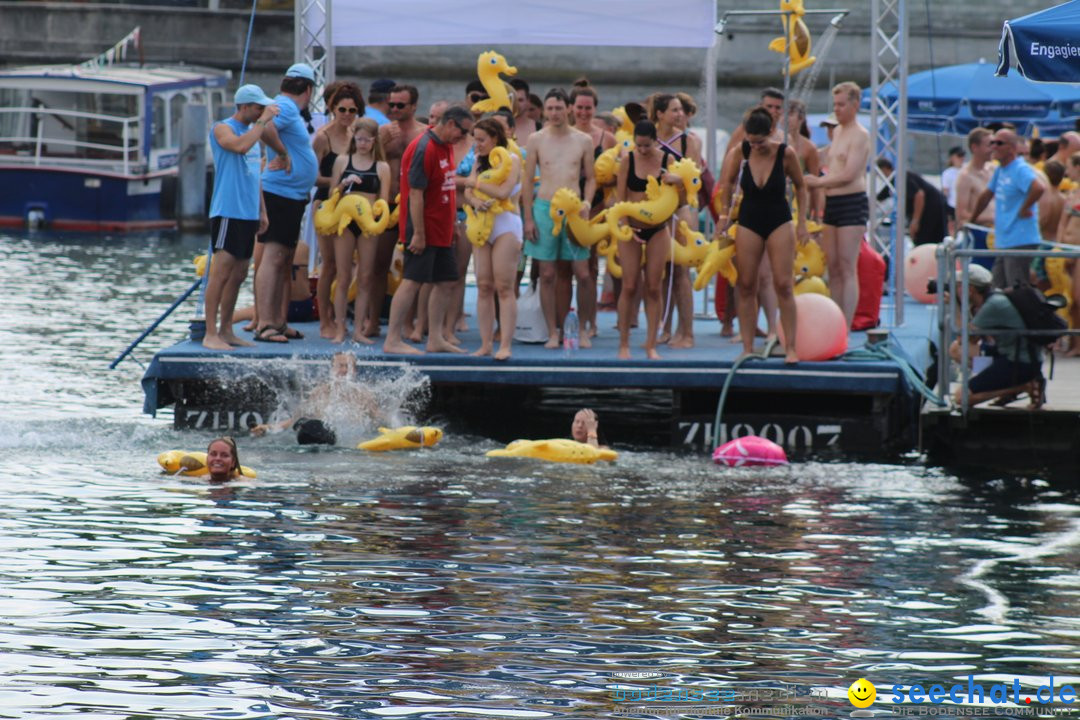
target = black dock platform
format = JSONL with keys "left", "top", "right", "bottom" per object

{"left": 142, "top": 295, "right": 937, "bottom": 459}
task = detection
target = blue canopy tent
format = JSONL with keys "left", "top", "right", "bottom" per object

{"left": 998, "top": 0, "right": 1080, "bottom": 84}
{"left": 862, "top": 60, "right": 1080, "bottom": 136}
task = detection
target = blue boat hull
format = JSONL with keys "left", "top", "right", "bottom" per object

{"left": 0, "top": 165, "right": 176, "bottom": 231}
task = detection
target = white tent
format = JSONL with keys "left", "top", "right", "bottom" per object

{"left": 330, "top": 0, "right": 716, "bottom": 48}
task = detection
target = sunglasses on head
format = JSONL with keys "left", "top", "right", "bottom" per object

{"left": 336, "top": 106, "right": 357, "bottom": 114}
{"left": 469, "top": 93, "right": 488, "bottom": 103}
{"left": 388, "top": 102, "right": 409, "bottom": 109}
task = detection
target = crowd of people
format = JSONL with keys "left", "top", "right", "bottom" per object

{"left": 203, "top": 62, "right": 885, "bottom": 364}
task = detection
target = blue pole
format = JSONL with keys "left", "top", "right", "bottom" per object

{"left": 109, "top": 278, "right": 202, "bottom": 369}
{"left": 238, "top": 0, "right": 258, "bottom": 85}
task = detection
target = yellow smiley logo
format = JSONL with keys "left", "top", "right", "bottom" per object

{"left": 848, "top": 678, "right": 876, "bottom": 708}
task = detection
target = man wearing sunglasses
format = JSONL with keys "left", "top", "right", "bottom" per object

{"left": 970, "top": 128, "right": 1045, "bottom": 289}
{"left": 365, "top": 78, "right": 395, "bottom": 126}
{"left": 383, "top": 106, "right": 475, "bottom": 356}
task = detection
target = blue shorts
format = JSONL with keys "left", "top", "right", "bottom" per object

{"left": 526, "top": 198, "right": 590, "bottom": 262}
{"left": 968, "top": 355, "right": 1040, "bottom": 394}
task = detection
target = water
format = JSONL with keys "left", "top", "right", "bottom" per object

{"left": 1, "top": 229, "right": 1079, "bottom": 719}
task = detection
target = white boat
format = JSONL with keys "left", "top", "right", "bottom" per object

{"left": 0, "top": 63, "right": 231, "bottom": 231}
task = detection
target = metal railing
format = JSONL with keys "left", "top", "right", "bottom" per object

{"left": 934, "top": 226, "right": 1080, "bottom": 413}
{"left": 0, "top": 106, "right": 140, "bottom": 175}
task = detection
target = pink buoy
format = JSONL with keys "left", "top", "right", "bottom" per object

{"left": 777, "top": 293, "right": 848, "bottom": 361}
{"left": 713, "top": 436, "right": 789, "bottom": 467}
{"left": 903, "top": 242, "right": 939, "bottom": 304}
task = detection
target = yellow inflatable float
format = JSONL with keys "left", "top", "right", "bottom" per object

{"left": 607, "top": 158, "right": 702, "bottom": 241}
{"left": 386, "top": 192, "right": 401, "bottom": 230}
{"left": 549, "top": 187, "right": 614, "bottom": 248}
{"left": 357, "top": 426, "right": 443, "bottom": 452}
{"left": 1045, "top": 255, "right": 1073, "bottom": 321}
{"left": 471, "top": 51, "right": 517, "bottom": 113}
{"left": 692, "top": 237, "right": 738, "bottom": 290}
{"left": 157, "top": 450, "right": 256, "bottom": 478}
{"left": 315, "top": 189, "right": 391, "bottom": 237}
{"left": 464, "top": 146, "right": 514, "bottom": 247}
{"left": 672, "top": 220, "right": 710, "bottom": 268}
{"left": 769, "top": 0, "right": 816, "bottom": 75}
{"left": 486, "top": 438, "right": 617, "bottom": 464}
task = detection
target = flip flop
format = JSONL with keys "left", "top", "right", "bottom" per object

{"left": 253, "top": 326, "right": 288, "bottom": 343}
{"left": 278, "top": 325, "right": 304, "bottom": 340}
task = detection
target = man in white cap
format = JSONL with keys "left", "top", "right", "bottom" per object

{"left": 950, "top": 263, "right": 1044, "bottom": 408}
{"left": 203, "top": 84, "right": 280, "bottom": 351}
{"left": 252, "top": 63, "right": 319, "bottom": 343}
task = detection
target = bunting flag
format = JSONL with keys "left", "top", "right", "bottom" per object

{"left": 79, "top": 27, "right": 142, "bottom": 71}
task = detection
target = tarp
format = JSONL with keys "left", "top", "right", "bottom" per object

{"left": 997, "top": 0, "right": 1080, "bottom": 83}
{"left": 330, "top": 0, "right": 716, "bottom": 48}
{"left": 862, "top": 60, "right": 1080, "bottom": 136}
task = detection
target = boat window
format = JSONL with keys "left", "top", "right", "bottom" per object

{"left": 74, "top": 92, "right": 137, "bottom": 160}
{"left": 0, "top": 88, "right": 32, "bottom": 152}
{"left": 212, "top": 89, "right": 229, "bottom": 121}
{"left": 170, "top": 93, "right": 187, "bottom": 149}
{"left": 153, "top": 95, "right": 167, "bottom": 149}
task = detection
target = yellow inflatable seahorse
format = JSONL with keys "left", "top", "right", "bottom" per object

{"left": 471, "top": 51, "right": 517, "bottom": 113}
{"left": 486, "top": 438, "right": 617, "bottom": 464}
{"left": 315, "top": 189, "right": 390, "bottom": 237}
{"left": 594, "top": 146, "right": 620, "bottom": 186}
{"left": 357, "top": 426, "right": 443, "bottom": 452}
{"left": 607, "top": 157, "right": 702, "bottom": 241}
{"left": 769, "top": 0, "right": 816, "bottom": 76}
{"left": 793, "top": 238, "right": 826, "bottom": 278}
{"left": 692, "top": 236, "right": 738, "bottom": 290}
{"left": 1045, "top": 256, "right": 1073, "bottom": 321}
{"left": 463, "top": 146, "right": 514, "bottom": 247}
{"left": 671, "top": 220, "right": 710, "bottom": 268}
{"left": 549, "top": 187, "right": 613, "bottom": 248}
{"left": 612, "top": 106, "right": 635, "bottom": 150}
{"left": 386, "top": 192, "right": 401, "bottom": 230}
{"left": 157, "top": 450, "right": 256, "bottom": 479}
{"left": 597, "top": 236, "right": 625, "bottom": 279}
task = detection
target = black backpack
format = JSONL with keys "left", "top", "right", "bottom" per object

{"left": 1002, "top": 283, "right": 1068, "bottom": 349}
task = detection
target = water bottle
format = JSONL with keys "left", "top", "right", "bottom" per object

{"left": 563, "top": 307, "right": 579, "bottom": 357}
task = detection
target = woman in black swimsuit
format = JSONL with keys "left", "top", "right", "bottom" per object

{"left": 311, "top": 82, "right": 364, "bottom": 340}
{"left": 328, "top": 116, "right": 391, "bottom": 344}
{"left": 717, "top": 107, "right": 809, "bottom": 363}
{"left": 615, "top": 120, "right": 680, "bottom": 361}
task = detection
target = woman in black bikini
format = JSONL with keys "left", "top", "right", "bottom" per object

{"left": 311, "top": 82, "right": 364, "bottom": 339}
{"left": 328, "top": 117, "right": 390, "bottom": 344}
{"left": 717, "top": 107, "right": 809, "bottom": 363}
{"left": 615, "top": 120, "right": 681, "bottom": 360}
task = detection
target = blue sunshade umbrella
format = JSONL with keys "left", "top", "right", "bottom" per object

{"left": 998, "top": 0, "right": 1080, "bottom": 84}
{"left": 862, "top": 60, "right": 1080, "bottom": 135}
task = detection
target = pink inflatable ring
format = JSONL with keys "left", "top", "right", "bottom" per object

{"left": 713, "top": 436, "right": 789, "bottom": 467}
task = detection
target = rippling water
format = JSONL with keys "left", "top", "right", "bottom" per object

{"left": 1, "top": 230, "right": 1078, "bottom": 719}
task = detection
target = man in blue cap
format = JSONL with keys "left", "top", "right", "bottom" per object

{"left": 252, "top": 63, "right": 319, "bottom": 343}
{"left": 365, "top": 78, "right": 395, "bottom": 126}
{"left": 203, "top": 83, "right": 280, "bottom": 351}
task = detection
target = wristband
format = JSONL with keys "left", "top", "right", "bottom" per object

{"left": 255, "top": 119, "right": 266, "bottom": 127}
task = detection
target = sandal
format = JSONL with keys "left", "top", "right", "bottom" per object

{"left": 278, "top": 325, "right": 304, "bottom": 340}
{"left": 1028, "top": 377, "right": 1046, "bottom": 410}
{"left": 253, "top": 326, "right": 288, "bottom": 343}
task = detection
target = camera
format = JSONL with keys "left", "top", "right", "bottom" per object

{"left": 926, "top": 279, "right": 940, "bottom": 294}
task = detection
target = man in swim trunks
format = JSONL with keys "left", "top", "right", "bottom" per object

{"left": 805, "top": 81, "right": 871, "bottom": 328}
{"left": 367, "top": 85, "right": 427, "bottom": 338}
{"left": 522, "top": 88, "right": 597, "bottom": 350}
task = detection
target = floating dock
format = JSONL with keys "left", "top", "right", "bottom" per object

{"left": 142, "top": 295, "right": 936, "bottom": 460}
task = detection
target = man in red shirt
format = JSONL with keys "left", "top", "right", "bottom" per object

{"left": 384, "top": 106, "right": 474, "bottom": 355}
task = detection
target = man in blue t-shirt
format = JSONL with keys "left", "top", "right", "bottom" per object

{"left": 203, "top": 84, "right": 278, "bottom": 351}
{"left": 252, "top": 63, "right": 319, "bottom": 344}
{"left": 970, "top": 128, "right": 1044, "bottom": 290}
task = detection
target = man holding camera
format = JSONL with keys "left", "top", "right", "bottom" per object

{"left": 950, "top": 264, "right": 1044, "bottom": 408}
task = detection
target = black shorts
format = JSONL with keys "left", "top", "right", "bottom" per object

{"left": 210, "top": 216, "right": 258, "bottom": 260}
{"left": 288, "top": 296, "right": 315, "bottom": 323}
{"left": 402, "top": 244, "right": 458, "bottom": 284}
{"left": 968, "top": 356, "right": 1040, "bottom": 394}
{"left": 823, "top": 192, "right": 869, "bottom": 228}
{"left": 259, "top": 192, "right": 307, "bottom": 248}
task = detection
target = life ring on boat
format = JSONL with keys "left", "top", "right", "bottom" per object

{"left": 357, "top": 426, "right": 443, "bottom": 451}
{"left": 157, "top": 450, "right": 256, "bottom": 478}
{"left": 486, "top": 438, "right": 617, "bottom": 464}
{"left": 713, "top": 436, "right": 788, "bottom": 467}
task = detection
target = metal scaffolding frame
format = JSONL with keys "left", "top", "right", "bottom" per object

{"left": 870, "top": 0, "right": 908, "bottom": 326}
{"left": 294, "top": 0, "right": 334, "bottom": 113}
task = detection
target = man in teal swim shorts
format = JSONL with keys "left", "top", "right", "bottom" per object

{"left": 522, "top": 88, "right": 597, "bottom": 349}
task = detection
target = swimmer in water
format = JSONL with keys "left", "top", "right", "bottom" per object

{"left": 251, "top": 351, "right": 381, "bottom": 444}
{"left": 206, "top": 436, "right": 242, "bottom": 483}
{"left": 571, "top": 408, "right": 602, "bottom": 448}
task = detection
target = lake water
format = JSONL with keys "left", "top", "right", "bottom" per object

{"left": 1, "top": 229, "right": 1078, "bottom": 719}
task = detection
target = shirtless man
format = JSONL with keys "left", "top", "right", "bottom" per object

{"left": 522, "top": 88, "right": 597, "bottom": 349}
{"left": 725, "top": 87, "right": 785, "bottom": 155}
{"left": 1049, "top": 131, "right": 1080, "bottom": 168}
{"left": 954, "top": 127, "right": 996, "bottom": 264}
{"left": 368, "top": 84, "right": 425, "bottom": 337}
{"left": 510, "top": 78, "right": 540, "bottom": 145}
{"left": 1038, "top": 160, "right": 1065, "bottom": 242}
{"left": 805, "top": 81, "right": 871, "bottom": 327}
